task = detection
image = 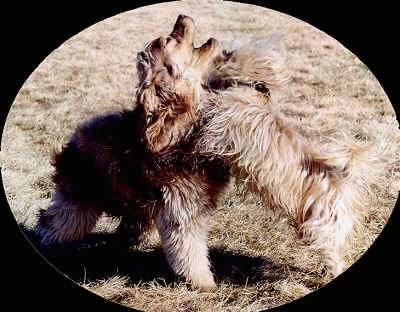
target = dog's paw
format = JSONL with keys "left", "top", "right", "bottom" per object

{"left": 189, "top": 274, "right": 217, "bottom": 292}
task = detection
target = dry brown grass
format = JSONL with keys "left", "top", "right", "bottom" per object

{"left": 1, "top": 1, "right": 399, "bottom": 311}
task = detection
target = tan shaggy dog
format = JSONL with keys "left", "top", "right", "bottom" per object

{"left": 138, "top": 16, "right": 383, "bottom": 279}
{"left": 36, "top": 15, "right": 383, "bottom": 290}
{"left": 198, "top": 37, "right": 384, "bottom": 277}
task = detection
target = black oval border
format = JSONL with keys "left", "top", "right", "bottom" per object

{"left": 1, "top": 1, "right": 399, "bottom": 312}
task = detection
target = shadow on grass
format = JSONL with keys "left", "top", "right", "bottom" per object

{"left": 21, "top": 225, "right": 321, "bottom": 288}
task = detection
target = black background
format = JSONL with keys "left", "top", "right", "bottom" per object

{"left": 1, "top": 1, "right": 399, "bottom": 311}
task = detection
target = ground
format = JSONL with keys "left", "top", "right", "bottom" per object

{"left": 1, "top": 1, "right": 399, "bottom": 311}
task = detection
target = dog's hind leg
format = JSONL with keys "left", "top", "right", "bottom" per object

{"left": 155, "top": 176, "right": 217, "bottom": 290}
{"left": 296, "top": 181, "right": 355, "bottom": 278}
{"left": 36, "top": 191, "right": 103, "bottom": 245}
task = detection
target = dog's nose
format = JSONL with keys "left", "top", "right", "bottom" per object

{"left": 205, "top": 38, "right": 219, "bottom": 48}
{"left": 177, "top": 14, "right": 193, "bottom": 25}
{"left": 171, "top": 15, "right": 195, "bottom": 45}
{"left": 177, "top": 14, "right": 187, "bottom": 21}
{"left": 196, "top": 37, "right": 220, "bottom": 63}
{"left": 197, "top": 38, "right": 220, "bottom": 55}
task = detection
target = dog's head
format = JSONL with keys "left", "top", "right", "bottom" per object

{"left": 136, "top": 15, "right": 220, "bottom": 153}
{"left": 205, "top": 35, "right": 289, "bottom": 96}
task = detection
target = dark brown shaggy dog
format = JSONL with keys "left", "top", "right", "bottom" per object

{"left": 36, "top": 15, "right": 230, "bottom": 290}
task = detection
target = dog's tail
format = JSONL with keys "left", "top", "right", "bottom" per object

{"left": 296, "top": 133, "right": 395, "bottom": 276}
{"left": 313, "top": 132, "right": 395, "bottom": 218}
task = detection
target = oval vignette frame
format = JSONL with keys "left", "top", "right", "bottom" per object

{"left": 1, "top": 1, "right": 399, "bottom": 312}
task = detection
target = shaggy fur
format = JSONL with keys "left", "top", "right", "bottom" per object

{"left": 36, "top": 15, "right": 380, "bottom": 290}
{"left": 36, "top": 15, "right": 230, "bottom": 290}
{"left": 197, "top": 41, "right": 379, "bottom": 277}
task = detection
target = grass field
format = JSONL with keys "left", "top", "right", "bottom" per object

{"left": 1, "top": 1, "right": 399, "bottom": 311}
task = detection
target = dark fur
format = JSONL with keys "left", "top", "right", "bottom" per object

{"left": 37, "top": 106, "right": 229, "bottom": 244}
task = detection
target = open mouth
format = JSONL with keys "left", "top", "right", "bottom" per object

{"left": 137, "top": 14, "right": 221, "bottom": 80}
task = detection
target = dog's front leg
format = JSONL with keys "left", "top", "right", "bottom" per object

{"left": 156, "top": 183, "right": 216, "bottom": 291}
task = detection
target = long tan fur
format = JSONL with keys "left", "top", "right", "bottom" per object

{"left": 197, "top": 40, "right": 383, "bottom": 276}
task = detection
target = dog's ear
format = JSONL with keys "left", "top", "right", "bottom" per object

{"left": 141, "top": 90, "right": 196, "bottom": 153}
